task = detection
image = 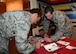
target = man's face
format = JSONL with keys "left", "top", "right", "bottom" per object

{"left": 31, "top": 13, "right": 40, "bottom": 24}
{"left": 45, "top": 12, "right": 53, "bottom": 20}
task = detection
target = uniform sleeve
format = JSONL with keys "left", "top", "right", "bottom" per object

{"left": 14, "top": 11, "right": 35, "bottom": 54}
{"left": 50, "top": 11, "right": 67, "bottom": 41}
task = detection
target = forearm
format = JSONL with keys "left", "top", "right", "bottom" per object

{"left": 50, "top": 31, "right": 64, "bottom": 42}
{"left": 15, "top": 37, "right": 35, "bottom": 54}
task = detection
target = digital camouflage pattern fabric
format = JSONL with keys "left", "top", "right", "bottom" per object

{"left": 0, "top": 10, "right": 35, "bottom": 54}
{"left": 43, "top": 11, "right": 73, "bottom": 41}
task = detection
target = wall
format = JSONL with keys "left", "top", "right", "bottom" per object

{"left": 71, "top": 27, "right": 76, "bottom": 40}
{"left": 0, "top": 2, "right": 6, "bottom": 14}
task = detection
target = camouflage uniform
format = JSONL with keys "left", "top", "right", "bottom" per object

{"left": 0, "top": 10, "right": 35, "bottom": 54}
{"left": 43, "top": 11, "right": 73, "bottom": 41}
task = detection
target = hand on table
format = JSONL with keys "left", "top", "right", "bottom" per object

{"left": 35, "top": 41, "right": 42, "bottom": 49}
{"left": 60, "top": 36, "right": 66, "bottom": 39}
{"left": 30, "top": 40, "right": 42, "bottom": 49}
{"left": 44, "top": 36, "right": 51, "bottom": 42}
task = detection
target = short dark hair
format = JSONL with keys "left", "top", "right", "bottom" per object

{"left": 44, "top": 6, "right": 54, "bottom": 14}
{"left": 30, "top": 8, "right": 42, "bottom": 17}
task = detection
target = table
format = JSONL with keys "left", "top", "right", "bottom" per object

{"left": 32, "top": 38, "right": 76, "bottom": 54}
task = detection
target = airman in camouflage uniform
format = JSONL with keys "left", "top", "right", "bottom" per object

{"left": 0, "top": 9, "right": 41, "bottom": 54}
{"left": 43, "top": 6, "right": 73, "bottom": 42}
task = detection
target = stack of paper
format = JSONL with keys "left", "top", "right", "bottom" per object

{"left": 44, "top": 43, "right": 60, "bottom": 52}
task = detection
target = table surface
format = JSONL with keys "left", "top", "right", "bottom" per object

{"left": 32, "top": 38, "right": 76, "bottom": 54}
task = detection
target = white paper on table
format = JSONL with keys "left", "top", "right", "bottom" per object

{"left": 44, "top": 43, "right": 60, "bottom": 52}
{"left": 57, "top": 40, "right": 70, "bottom": 46}
{"left": 66, "top": 45, "right": 76, "bottom": 50}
